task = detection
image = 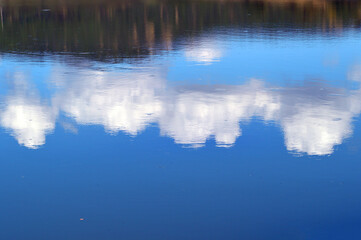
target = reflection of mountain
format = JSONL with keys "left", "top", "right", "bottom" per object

{"left": 2, "top": 64, "right": 361, "bottom": 155}
{"left": 1, "top": 0, "right": 360, "bottom": 59}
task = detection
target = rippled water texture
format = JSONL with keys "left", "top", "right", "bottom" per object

{"left": 1, "top": 1, "right": 361, "bottom": 239}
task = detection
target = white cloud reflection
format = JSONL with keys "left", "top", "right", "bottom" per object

{"left": 0, "top": 76, "right": 56, "bottom": 149}
{"left": 2, "top": 64, "right": 361, "bottom": 155}
{"left": 279, "top": 85, "right": 360, "bottom": 155}
{"left": 184, "top": 41, "right": 223, "bottom": 65}
{"left": 158, "top": 80, "right": 279, "bottom": 147}
{"left": 52, "top": 69, "right": 164, "bottom": 135}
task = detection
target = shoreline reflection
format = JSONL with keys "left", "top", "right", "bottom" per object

{"left": 1, "top": 0, "right": 360, "bottom": 60}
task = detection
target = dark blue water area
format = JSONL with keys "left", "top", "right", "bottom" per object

{"left": 0, "top": 117, "right": 361, "bottom": 239}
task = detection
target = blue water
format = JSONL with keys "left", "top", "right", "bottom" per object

{"left": 2, "top": 5, "right": 361, "bottom": 239}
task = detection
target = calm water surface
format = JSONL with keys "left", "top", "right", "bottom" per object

{"left": 1, "top": 0, "right": 361, "bottom": 239}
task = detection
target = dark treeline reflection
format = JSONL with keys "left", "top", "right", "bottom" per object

{"left": 0, "top": 0, "right": 360, "bottom": 59}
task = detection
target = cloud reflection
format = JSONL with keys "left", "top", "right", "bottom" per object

{"left": 158, "top": 80, "right": 279, "bottom": 147}
{"left": 185, "top": 41, "right": 223, "bottom": 65}
{"left": 53, "top": 69, "right": 164, "bottom": 135}
{"left": 2, "top": 65, "right": 361, "bottom": 155}
{"left": 279, "top": 84, "right": 359, "bottom": 155}
{"left": 0, "top": 75, "right": 56, "bottom": 149}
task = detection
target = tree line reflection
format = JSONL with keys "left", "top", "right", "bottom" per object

{"left": 2, "top": 61, "right": 361, "bottom": 156}
{"left": 0, "top": 0, "right": 360, "bottom": 59}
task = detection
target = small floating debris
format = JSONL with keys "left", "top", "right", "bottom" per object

{"left": 41, "top": 9, "right": 51, "bottom": 12}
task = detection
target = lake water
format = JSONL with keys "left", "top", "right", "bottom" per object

{"left": 1, "top": 0, "right": 361, "bottom": 239}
